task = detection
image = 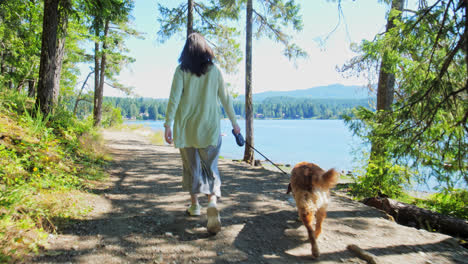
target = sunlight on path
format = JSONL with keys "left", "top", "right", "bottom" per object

{"left": 31, "top": 129, "right": 468, "bottom": 264}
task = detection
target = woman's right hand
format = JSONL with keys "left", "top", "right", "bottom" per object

{"left": 232, "top": 124, "right": 241, "bottom": 135}
{"left": 165, "top": 127, "right": 173, "bottom": 144}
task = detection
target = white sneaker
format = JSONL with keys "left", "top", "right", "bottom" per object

{"left": 207, "top": 203, "right": 221, "bottom": 234}
{"left": 186, "top": 204, "right": 201, "bottom": 216}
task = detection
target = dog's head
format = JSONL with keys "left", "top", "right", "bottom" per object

{"left": 286, "top": 162, "right": 339, "bottom": 194}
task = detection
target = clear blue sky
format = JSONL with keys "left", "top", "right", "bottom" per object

{"left": 89, "top": 0, "right": 395, "bottom": 99}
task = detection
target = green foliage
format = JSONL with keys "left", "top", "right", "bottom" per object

{"left": 394, "top": 188, "right": 468, "bottom": 220}
{"left": 0, "top": 0, "right": 91, "bottom": 109}
{"left": 0, "top": 89, "right": 109, "bottom": 260}
{"left": 81, "top": 0, "right": 137, "bottom": 126}
{"left": 0, "top": 87, "right": 31, "bottom": 114}
{"left": 148, "top": 130, "right": 165, "bottom": 145}
{"left": 419, "top": 189, "right": 468, "bottom": 220}
{"left": 349, "top": 150, "right": 413, "bottom": 199}
{"left": 157, "top": 0, "right": 242, "bottom": 73}
{"left": 58, "top": 10, "right": 91, "bottom": 99}
{"left": 342, "top": 1, "right": 467, "bottom": 196}
{"left": 102, "top": 95, "right": 369, "bottom": 120}
{"left": 233, "top": 97, "right": 369, "bottom": 119}
{"left": 101, "top": 102, "right": 123, "bottom": 127}
{"left": 84, "top": 0, "right": 135, "bottom": 35}
{"left": 252, "top": 0, "right": 307, "bottom": 60}
{"left": 0, "top": 0, "right": 43, "bottom": 90}
{"left": 157, "top": 0, "right": 306, "bottom": 72}
{"left": 58, "top": 94, "right": 125, "bottom": 127}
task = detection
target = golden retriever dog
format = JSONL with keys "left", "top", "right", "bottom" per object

{"left": 287, "top": 162, "right": 339, "bottom": 258}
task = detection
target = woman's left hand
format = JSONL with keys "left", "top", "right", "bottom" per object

{"left": 165, "top": 127, "right": 173, "bottom": 144}
{"left": 232, "top": 124, "right": 241, "bottom": 135}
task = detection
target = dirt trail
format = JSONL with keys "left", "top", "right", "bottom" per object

{"left": 32, "top": 129, "right": 468, "bottom": 264}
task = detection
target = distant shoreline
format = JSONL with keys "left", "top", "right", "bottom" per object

{"left": 124, "top": 117, "right": 349, "bottom": 121}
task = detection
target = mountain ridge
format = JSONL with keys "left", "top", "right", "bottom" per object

{"left": 235, "top": 84, "right": 373, "bottom": 102}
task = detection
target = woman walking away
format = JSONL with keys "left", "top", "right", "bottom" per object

{"left": 164, "top": 32, "right": 240, "bottom": 234}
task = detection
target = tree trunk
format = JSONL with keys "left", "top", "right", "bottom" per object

{"left": 464, "top": 0, "right": 467, "bottom": 77}
{"left": 28, "top": 79, "right": 36, "bottom": 97}
{"left": 376, "top": 66, "right": 395, "bottom": 111}
{"left": 36, "top": 0, "right": 60, "bottom": 116}
{"left": 73, "top": 71, "right": 93, "bottom": 116}
{"left": 363, "top": 197, "right": 468, "bottom": 239}
{"left": 18, "top": 63, "right": 36, "bottom": 93}
{"left": 187, "top": 0, "right": 193, "bottom": 38}
{"left": 17, "top": 78, "right": 25, "bottom": 92}
{"left": 93, "top": 20, "right": 109, "bottom": 127}
{"left": 53, "top": 4, "right": 68, "bottom": 102}
{"left": 369, "top": 0, "right": 405, "bottom": 163}
{"left": 8, "top": 70, "right": 13, "bottom": 89}
{"left": 93, "top": 24, "right": 101, "bottom": 125}
{"left": 94, "top": 39, "right": 100, "bottom": 93}
{"left": 376, "top": 0, "right": 404, "bottom": 111}
{"left": 0, "top": 48, "right": 5, "bottom": 75}
{"left": 243, "top": 0, "right": 254, "bottom": 165}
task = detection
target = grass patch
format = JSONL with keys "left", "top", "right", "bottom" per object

{"left": 147, "top": 130, "right": 165, "bottom": 145}
{"left": 110, "top": 123, "right": 145, "bottom": 131}
{"left": 114, "top": 124, "right": 166, "bottom": 146}
{"left": 0, "top": 89, "right": 110, "bottom": 262}
{"left": 342, "top": 177, "right": 468, "bottom": 221}
{"left": 411, "top": 189, "right": 468, "bottom": 220}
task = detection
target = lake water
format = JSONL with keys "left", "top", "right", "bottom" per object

{"left": 126, "top": 119, "right": 360, "bottom": 172}
{"left": 125, "top": 119, "right": 466, "bottom": 192}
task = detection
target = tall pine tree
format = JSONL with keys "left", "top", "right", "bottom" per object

{"left": 36, "top": 0, "right": 72, "bottom": 116}
{"left": 157, "top": 0, "right": 242, "bottom": 74}
{"left": 243, "top": 0, "right": 306, "bottom": 164}
{"left": 83, "top": 0, "right": 136, "bottom": 126}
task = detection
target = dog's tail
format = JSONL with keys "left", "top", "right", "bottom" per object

{"left": 317, "top": 168, "right": 339, "bottom": 190}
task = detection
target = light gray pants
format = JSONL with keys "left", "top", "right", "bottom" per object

{"left": 179, "top": 136, "right": 222, "bottom": 197}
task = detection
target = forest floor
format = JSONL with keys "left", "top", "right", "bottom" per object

{"left": 31, "top": 129, "right": 468, "bottom": 264}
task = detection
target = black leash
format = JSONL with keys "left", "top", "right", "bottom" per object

{"left": 232, "top": 130, "right": 289, "bottom": 176}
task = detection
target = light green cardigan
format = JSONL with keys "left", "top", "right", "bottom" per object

{"left": 164, "top": 64, "right": 238, "bottom": 148}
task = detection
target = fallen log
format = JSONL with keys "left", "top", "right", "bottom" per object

{"left": 362, "top": 197, "right": 468, "bottom": 239}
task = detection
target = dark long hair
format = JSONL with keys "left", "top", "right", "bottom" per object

{"left": 178, "top": 33, "right": 214, "bottom": 77}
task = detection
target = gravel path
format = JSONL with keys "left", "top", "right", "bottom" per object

{"left": 32, "top": 129, "right": 468, "bottom": 264}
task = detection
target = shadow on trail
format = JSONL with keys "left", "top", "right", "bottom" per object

{"left": 314, "top": 238, "right": 464, "bottom": 264}
{"left": 31, "top": 135, "right": 468, "bottom": 263}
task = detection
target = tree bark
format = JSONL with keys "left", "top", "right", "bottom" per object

{"left": 0, "top": 48, "right": 5, "bottom": 75}
{"left": 187, "top": 0, "right": 193, "bottom": 38}
{"left": 243, "top": 0, "right": 254, "bottom": 165}
{"left": 17, "top": 63, "right": 36, "bottom": 93}
{"left": 53, "top": 3, "right": 68, "bottom": 102}
{"left": 93, "top": 20, "right": 109, "bottom": 127}
{"left": 376, "top": 0, "right": 405, "bottom": 111}
{"left": 93, "top": 24, "right": 101, "bottom": 126}
{"left": 363, "top": 197, "right": 468, "bottom": 239}
{"left": 28, "top": 79, "right": 36, "bottom": 97}
{"left": 36, "top": 0, "right": 68, "bottom": 116}
{"left": 369, "top": 0, "right": 405, "bottom": 163}
{"left": 17, "top": 77, "right": 24, "bottom": 92}
{"left": 73, "top": 71, "right": 93, "bottom": 116}
{"left": 36, "top": 0, "right": 60, "bottom": 115}
{"left": 464, "top": 0, "right": 467, "bottom": 78}
{"left": 94, "top": 37, "right": 100, "bottom": 96}
{"left": 8, "top": 70, "right": 13, "bottom": 89}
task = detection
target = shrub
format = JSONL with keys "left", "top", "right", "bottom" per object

{"left": 419, "top": 189, "right": 468, "bottom": 220}
{"left": 101, "top": 102, "right": 123, "bottom": 128}
{"left": 0, "top": 89, "right": 109, "bottom": 260}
